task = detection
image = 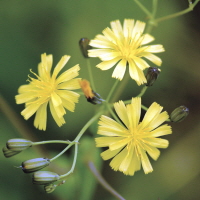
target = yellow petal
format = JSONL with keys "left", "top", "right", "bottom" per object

{"left": 51, "top": 91, "right": 62, "bottom": 107}
{"left": 144, "top": 138, "right": 169, "bottom": 148}
{"left": 149, "top": 125, "right": 172, "bottom": 137}
{"left": 34, "top": 102, "right": 48, "bottom": 130}
{"left": 21, "top": 104, "right": 41, "bottom": 120}
{"left": 49, "top": 100, "right": 65, "bottom": 127}
{"left": 109, "top": 137, "right": 130, "bottom": 151}
{"left": 101, "top": 147, "right": 123, "bottom": 160}
{"left": 112, "top": 59, "right": 127, "bottom": 80}
{"left": 139, "top": 147, "right": 153, "bottom": 174}
{"left": 114, "top": 100, "right": 129, "bottom": 128}
{"left": 52, "top": 55, "right": 70, "bottom": 78}
{"left": 56, "top": 65, "right": 80, "bottom": 84}
{"left": 96, "top": 58, "right": 120, "bottom": 70}
{"left": 95, "top": 136, "right": 124, "bottom": 147}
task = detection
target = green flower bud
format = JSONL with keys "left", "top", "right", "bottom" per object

{"left": 79, "top": 38, "right": 92, "bottom": 58}
{"left": 170, "top": 106, "right": 189, "bottom": 122}
{"left": 44, "top": 184, "right": 57, "bottom": 193}
{"left": 6, "top": 138, "right": 32, "bottom": 151}
{"left": 32, "top": 171, "right": 60, "bottom": 185}
{"left": 21, "top": 158, "right": 50, "bottom": 173}
{"left": 145, "top": 67, "right": 160, "bottom": 86}
{"left": 2, "top": 146, "right": 21, "bottom": 158}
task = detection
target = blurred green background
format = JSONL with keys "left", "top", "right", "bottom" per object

{"left": 1, "top": 0, "right": 200, "bottom": 199}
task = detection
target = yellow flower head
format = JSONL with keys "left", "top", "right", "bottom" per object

{"left": 88, "top": 19, "right": 165, "bottom": 85}
{"left": 15, "top": 53, "right": 81, "bottom": 130}
{"left": 95, "top": 97, "right": 172, "bottom": 176}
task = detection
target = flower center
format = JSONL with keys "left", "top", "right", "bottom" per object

{"left": 28, "top": 75, "right": 57, "bottom": 105}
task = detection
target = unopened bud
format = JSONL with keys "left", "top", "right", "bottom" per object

{"left": 79, "top": 38, "right": 92, "bottom": 58}
{"left": 145, "top": 67, "right": 160, "bottom": 86}
{"left": 6, "top": 138, "right": 32, "bottom": 151}
{"left": 44, "top": 184, "right": 57, "bottom": 193}
{"left": 2, "top": 146, "right": 21, "bottom": 158}
{"left": 170, "top": 106, "right": 189, "bottom": 122}
{"left": 21, "top": 158, "right": 50, "bottom": 173}
{"left": 79, "top": 79, "right": 104, "bottom": 105}
{"left": 32, "top": 171, "right": 60, "bottom": 185}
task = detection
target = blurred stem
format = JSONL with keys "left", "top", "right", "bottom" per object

{"left": 133, "top": 0, "right": 152, "bottom": 18}
{"left": 152, "top": 0, "right": 158, "bottom": 18}
{"left": 155, "top": 0, "right": 200, "bottom": 23}
{"left": 106, "top": 79, "right": 119, "bottom": 102}
{"left": 88, "top": 161, "right": 126, "bottom": 200}
{"left": 136, "top": 86, "right": 148, "bottom": 97}
{"left": 86, "top": 59, "right": 96, "bottom": 91}
{"left": 59, "top": 142, "right": 79, "bottom": 179}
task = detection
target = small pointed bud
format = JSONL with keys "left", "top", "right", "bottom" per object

{"left": 2, "top": 146, "right": 21, "bottom": 158}
{"left": 79, "top": 38, "right": 92, "bottom": 58}
{"left": 32, "top": 171, "right": 60, "bottom": 185}
{"left": 44, "top": 184, "right": 57, "bottom": 193}
{"left": 170, "top": 106, "right": 189, "bottom": 122}
{"left": 145, "top": 67, "right": 160, "bottom": 86}
{"left": 21, "top": 158, "right": 51, "bottom": 173}
{"left": 79, "top": 79, "right": 104, "bottom": 105}
{"left": 6, "top": 138, "right": 32, "bottom": 151}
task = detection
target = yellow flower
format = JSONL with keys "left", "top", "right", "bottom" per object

{"left": 15, "top": 53, "right": 81, "bottom": 130}
{"left": 88, "top": 19, "right": 165, "bottom": 85}
{"left": 95, "top": 97, "right": 172, "bottom": 176}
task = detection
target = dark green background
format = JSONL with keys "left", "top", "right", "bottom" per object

{"left": 1, "top": 0, "right": 200, "bottom": 199}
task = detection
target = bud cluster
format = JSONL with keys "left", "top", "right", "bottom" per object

{"left": 2, "top": 138, "right": 71, "bottom": 193}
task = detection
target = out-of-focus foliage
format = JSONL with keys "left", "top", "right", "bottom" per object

{"left": 1, "top": 0, "right": 200, "bottom": 199}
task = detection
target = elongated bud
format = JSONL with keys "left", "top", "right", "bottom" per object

{"left": 79, "top": 38, "right": 92, "bottom": 58}
{"left": 32, "top": 171, "right": 60, "bottom": 185}
{"left": 21, "top": 158, "right": 50, "bottom": 173}
{"left": 79, "top": 79, "right": 104, "bottom": 105}
{"left": 44, "top": 184, "right": 57, "bottom": 193}
{"left": 170, "top": 106, "right": 189, "bottom": 122}
{"left": 6, "top": 138, "right": 32, "bottom": 151}
{"left": 2, "top": 146, "right": 21, "bottom": 158}
{"left": 145, "top": 67, "right": 160, "bottom": 86}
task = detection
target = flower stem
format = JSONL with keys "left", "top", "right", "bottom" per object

{"left": 50, "top": 142, "right": 75, "bottom": 162}
{"left": 59, "top": 142, "right": 79, "bottom": 179}
{"left": 106, "top": 79, "right": 119, "bottom": 102}
{"left": 136, "top": 86, "right": 148, "bottom": 97}
{"left": 155, "top": 0, "right": 200, "bottom": 23}
{"left": 88, "top": 161, "right": 126, "bottom": 200}
{"left": 133, "top": 0, "right": 152, "bottom": 18}
{"left": 32, "top": 140, "right": 71, "bottom": 146}
{"left": 86, "top": 58, "right": 96, "bottom": 91}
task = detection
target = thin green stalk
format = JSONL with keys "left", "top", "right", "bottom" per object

{"left": 50, "top": 142, "right": 75, "bottom": 162}
{"left": 74, "top": 111, "right": 103, "bottom": 142}
{"left": 86, "top": 59, "right": 96, "bottom": 91}
{"left": 133, "top": 0, "right": 152, "bottom": 18}
{"left": 155, "top": 0, "right": 199, "bottom": 23}
{"left": 32, "top": 140, "right": 71, "bottom": 146}
{"left": 106, "top": 79, "right": 119, "bottom": 102}
{"left": 152, "top": 0, "right": 158, "bottom": 18}
{"left": 88, "top": 161, "right": 126, "bottom": 200}
{"left": 136, "top": 86, "right": 148, "bottom": 97}
{"left": 59, "top": 142, "right": 79, "bottom": 179}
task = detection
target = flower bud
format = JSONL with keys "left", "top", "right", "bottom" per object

{"left": 79, "top": 38, "right": 92, "bottom": 58}
{"left": 21, "top": 158, "right": 50, "bottom": 173}
{"left": 79, "top": 79, "right": 104, "bottom": 105}
{"left": 170, "top": 106, "right": 189, "bottom": 122}
{"left": 2, "top": 146, "right": 21, "bottom": 158}
{"left": 44, "top": 184, "right": 57, "bottom": 193}
{"left": 32, "top": 171, "right": 60, "bottom": 185}
{"left": 145, "top": 67, "right": 160, "bottom": 86}
{"left": 6, "top": 138, "right": 32, "bottom": 151}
